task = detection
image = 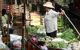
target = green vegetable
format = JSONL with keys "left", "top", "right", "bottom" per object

{"left": 47, "top": 41, "right": 68, "bottom": 48}
{"left": 61, "top": 28, "right": 77, "bottom": 41}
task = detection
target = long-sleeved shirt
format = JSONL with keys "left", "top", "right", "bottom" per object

{"left": 44, "top": 9, "right": 59, "bottom": 33}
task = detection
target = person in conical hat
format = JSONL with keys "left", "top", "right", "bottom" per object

{"left": 43, "top": 2, "right": 65, "bottom": 38}
{"left": 43, "top": 2, "right": 55, "bottom": 9}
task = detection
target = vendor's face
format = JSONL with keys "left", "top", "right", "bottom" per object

{"left": 45, "top": 7, "right": 49, "bottom": 12}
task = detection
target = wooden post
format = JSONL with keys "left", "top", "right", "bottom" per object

{"left": 0, "top": 0, "right": 3, "bottom": 19}
{"left": 0, "top": 0, "right": 2, "bottom": 31}
{"left": 21, "top": 0, "right": 27, "bottom": 50}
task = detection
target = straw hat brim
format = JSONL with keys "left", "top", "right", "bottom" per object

{"left": 43, "top": 2, "right": 54, "bottom": 8}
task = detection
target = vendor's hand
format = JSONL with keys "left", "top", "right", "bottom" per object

{"left": 61, "top": 9, "right": 65, "bottom": 15}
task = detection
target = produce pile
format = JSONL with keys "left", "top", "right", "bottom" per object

{"left": 27, "top": 25, "right": 78, "bottom": 49}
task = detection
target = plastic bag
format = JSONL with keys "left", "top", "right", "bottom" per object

{"left": 13, "top": 40, "right": 21, "bottom": 49}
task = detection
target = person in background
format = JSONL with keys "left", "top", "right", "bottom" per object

{"left": 1, "top": 9, "right": 8, "bottom": 34}
{"left": 1, "top": 9, "right": 14, "bottom": 34}
{"left": 43, "top": 2, "right": 64, "bottom": 38}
